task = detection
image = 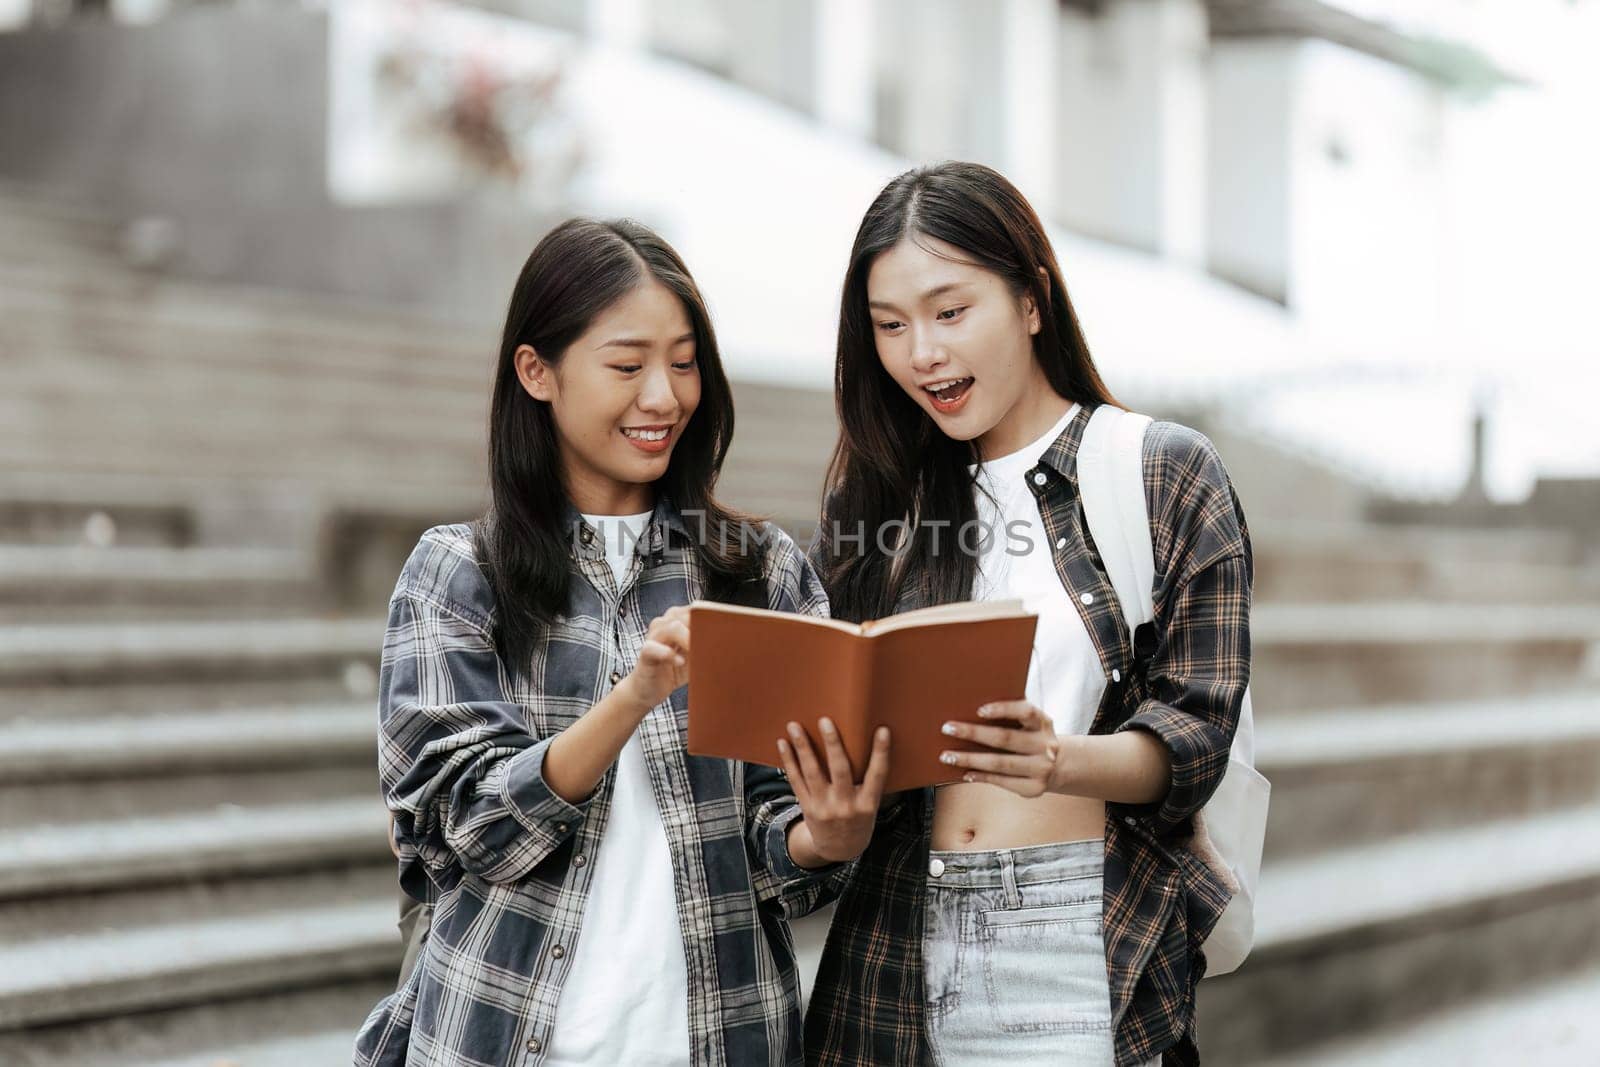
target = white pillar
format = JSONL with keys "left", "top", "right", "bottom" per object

{"left": 1156, "top": 0, "right": 1208, "bottom": 265}
{"left": 814, "top": 0, "right": 875, "bottom": 138}
{"left": 1002, "top": 0, "right": 1059, "bottom": 216}
{"left": 587, "top": 0, "right": 646, "bottom": 52}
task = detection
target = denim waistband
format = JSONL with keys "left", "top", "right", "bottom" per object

{"left": 926, "top": 837, "right": 1105, "bottom": 890}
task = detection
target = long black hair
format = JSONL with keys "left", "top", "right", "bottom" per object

{"left": 474, "top": 218, "right": 761, "bottom": 673}
{"left": 820, "top": 161, "right": 1120, "bottom": 622}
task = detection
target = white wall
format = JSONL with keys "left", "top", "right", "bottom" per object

{"left": 1054, "top": 0, "right": 1208, "bottom": 260}
{"left": 1207, "top": 38, "right": 1295, "bottom": 303}
{"left": 872, "top": 0, "right": 1006, "bottom": 167}
{"left": 1290, "top": 39, "right": 1449, "bottom": 343}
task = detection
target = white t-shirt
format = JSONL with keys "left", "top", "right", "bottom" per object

{"left": 547, "top": 510, "right": 692, "bottom": 1067}
{"left": 969, "top": 405, "right": 1107, "bottom": 737}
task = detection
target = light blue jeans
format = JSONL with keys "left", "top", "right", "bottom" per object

{"left": 922, "top": 838, "right": 1158, "bottom": 1067}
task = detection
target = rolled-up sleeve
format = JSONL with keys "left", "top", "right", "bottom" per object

{"left": 381, "top": 587, "right": 587, "bottom": 899}
{"left": 1114, "top": 552, "right": 1251, "bottom": 838}
{"left": 1112, "top": 424, "right": 1253, "bottom": 839}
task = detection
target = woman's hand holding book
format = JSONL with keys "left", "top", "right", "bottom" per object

{"left": 778, "top": 718, "right": 891, "bottom": 869}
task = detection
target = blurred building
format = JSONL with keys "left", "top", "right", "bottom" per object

{"left": 0, "top": 1, "right": 1597, "bottom": 1064}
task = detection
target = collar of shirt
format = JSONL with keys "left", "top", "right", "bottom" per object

{"left": 561, "top": 493, "right": 697, "bottom": 563}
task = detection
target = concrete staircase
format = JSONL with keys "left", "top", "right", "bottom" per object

{"left": 0, "top": 180, "right": 843, "bottom": 1065}
{"left": 0, "top": 185, "right": 451, "bottom": 1065}
{"left": 1193, "top": 521, "right": 1600, "bottom": 1062}
{"left": 0, "top": 565, "right": 401, "bottom": 1061}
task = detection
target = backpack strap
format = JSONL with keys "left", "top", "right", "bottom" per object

{"left": 1076, "top": 405, "right": 1155, "bottom": 663}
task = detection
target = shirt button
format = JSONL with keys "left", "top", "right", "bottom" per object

{"left": 618, "top": 605, "right": 628, "bottom": 618}
{"left": 573, "top": 853, "right": 587, "bottom": 867}
{"left": 928, "top": 857, "right": 945, "bottom": 878}
{"left": 555, "top": 822, "right": 569, "bottom": 835}
{"left": 1080, "top": 592, "right": 1094, "bottom": 606}
{"left": 527, "top": 1037, "right": 542, "bottom": 1053}
{"left": 1124, "top": 816, "right": 1138, "bottom": 827}
{"left": 609, "top": 670, "right": 621, "bottom": 685}
{"left": 579, "top": 529, "right": 593, "bottom": 545}
{"left": 1111, "top": 669, "right": 1122, "bottom": 684}
{"left": 551, "top": 945, "right": 565, "bottom": 959}
{"left": 1055, "top": 537, "right": 1067, "bottom": 550}
{"left": 1032, "top": 472, "right": 1047, "bottom": 486}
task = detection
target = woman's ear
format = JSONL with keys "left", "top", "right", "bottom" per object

{"left": 1027, "top": 267, "right": 1050, "bottom": 336}
{"left": 514, "top": 344, "right": 555, "bottom": 402}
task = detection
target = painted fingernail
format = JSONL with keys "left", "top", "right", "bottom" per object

{"left": 940, "top": 752, "right": 959, "bottom": 765}
{"left": 820, "top": 717, "right": 835, "bottom": 734}
{"left": 941, "top": 722, "right": 958, "bottom": 736}
{"left": 877, "top": 727, "right": 890, "bottom": 742}
{"left": 787, "top": 723, "right": 802, "bottom": 737}
{"left": 963, "top": 773, "right": 976, "bottom": 783}
{"left": 777, "top": 740, "right": 787, "bottom": 755}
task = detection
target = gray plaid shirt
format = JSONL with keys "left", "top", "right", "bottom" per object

{"left": 354, "top": 498, "right": 835, "bottom": 1067}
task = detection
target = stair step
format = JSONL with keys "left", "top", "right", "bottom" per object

{"left": 0, "top": 977, "right": 388, "bottom": 1067}
{"left": 0, "top": 181, "right": 123, "bottom": 227}
{"left": 0, "top": 256, "right": 484, "bottom": 355}
{"left": 0, "top": 211, "right": 122, "bottom": 256}
{"left": 1258, "top": 690, "right": 1600, "bottom": 856}
{"left": 0, "top": 545, "right": 319, "bottom": 613}
{"left": 0, "top": 493, "right": 193, "bottom": 548}
{"left": 0, "top": 797, "right": 389, "bottom": 899}
{"left": 0, "top": 702, "right": 373, "bottom": 781}
{"left": 2, "top": 302, "right": 491, "bottom": 392}
{"left": 1255, "top": 964, "right": 1600, "bottom": 1066}
{"left": 0, "top": 677, "right": 378, "bottom": 723}
{"left": 0, "top": 893, "right": 399, "bottom": 1030}
{"left": 0, "top": 617, "right": 382, "bottom": 687}
{"left": 1199, "top": 806, "right": 1600, "bottom": 1060}
{"left": 1255, "top": 532, "right": 1600, "bottom": 602}
{"left": 1251, "top": 602, "right": 1600, "bottom": 709}
{"left": 1, "top": 763, "right": 377, "bottom": 838}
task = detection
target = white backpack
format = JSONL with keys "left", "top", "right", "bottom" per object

{"left": 1076, "top": 405, "right": 1269, "bottom": 977}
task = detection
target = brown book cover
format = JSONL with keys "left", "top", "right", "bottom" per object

{"left": 687, "top": 599, "right": 1038, "bottom": 793}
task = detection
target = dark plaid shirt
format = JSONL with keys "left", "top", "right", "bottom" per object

{"left": 354, "top": 499, "right": 837, "bottom": 1067}
{"left": 803, "top": 406, "right": 1252, "bottom": 1067}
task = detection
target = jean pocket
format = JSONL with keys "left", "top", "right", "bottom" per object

{"left": 980, "top": 900, "right": 1112, "bottom": 1034}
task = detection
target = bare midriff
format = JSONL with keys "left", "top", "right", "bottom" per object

{"left": 931, "top": 782, "right": 1105, "bottom": 851}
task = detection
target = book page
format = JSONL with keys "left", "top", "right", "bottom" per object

{"left": 862, "top": 598, "right": 1028, "bottom": 636}
{"left": 688, "top": 599, "right": 862, "bottom": 634}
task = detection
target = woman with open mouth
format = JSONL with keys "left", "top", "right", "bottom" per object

{"left": 797, "top": 162, "right": 1253, "bottom": 1066}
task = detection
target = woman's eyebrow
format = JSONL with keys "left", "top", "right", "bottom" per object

{"left": 599, "top": 333, "right": 695, "bottom": 349}
{"left": 868, "top": 282, "right": 968, "bottom": 311}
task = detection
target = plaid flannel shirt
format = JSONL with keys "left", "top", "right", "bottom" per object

{"left": 803, "top": 406, "right": 1252, "bottom": 1067}
{"left": 354, "top": 498, "right": 838, "bottom": 1067}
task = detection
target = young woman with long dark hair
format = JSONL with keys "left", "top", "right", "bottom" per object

{"left": 353, "top": 218, "right": 885, "bottom": 1067}
{"left": 792, "top": 163, "right": 1252, "bottom": 1066}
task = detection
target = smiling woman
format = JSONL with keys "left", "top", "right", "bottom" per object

{"left": 353, "top": 218, "right": 857, "bottom": 1067}
{"left": 516, "top": 271, "right": 702, "bottom": 511}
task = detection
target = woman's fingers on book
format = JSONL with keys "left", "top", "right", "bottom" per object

{"left": 859, "top": 728, "right": 891, "bottom": 800}
{"left": 941, "top": 750, "right": 1038, "bottom": 776}
{"left": 976, "top": 700, "right": 1048, "bottom": 730}
{"left": 941, "top": 719, "right": 1051, "bottom": 754}
{"left": 817, "top": 718, "right": 856, "bottom": 788}
{"left": 775, "top": 738, "right": 812, "bottom": 805}
{"left": 784, "top": 721, "right": 829, "bottom": 787}
{"left": 646, "top": 615, "right": 690, "bottom": 655}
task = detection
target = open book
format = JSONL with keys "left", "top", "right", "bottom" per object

{"left": 686, "top": 599, "right": 1038, "bottom": 793}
